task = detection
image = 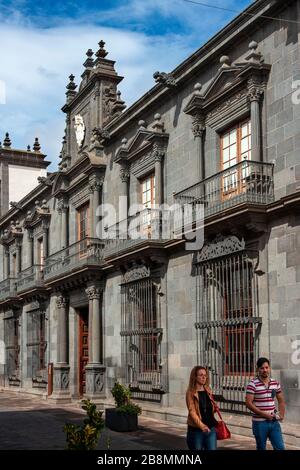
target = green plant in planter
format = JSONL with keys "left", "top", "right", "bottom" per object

{"left": 111, "top": 382, "right": 141, "bottom": 415}
{"left": 106, "top": 382, "right": 141, "bottom": 431}
{"left": 111, "top": 381, "right": 131, "bottom": 408}
{"left": 64, "top": 399, "right": 104, "bottom": 450}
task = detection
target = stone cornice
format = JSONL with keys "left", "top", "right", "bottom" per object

{"left": 0, "top": 148, "right": 50, "bottom": 169}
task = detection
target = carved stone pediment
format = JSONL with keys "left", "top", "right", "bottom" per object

{"left": 114, "top": 118, "right": 169, "bottom": 178}
{"left": 23, "top": 200, "right": 51, "bottom": 230}
{"left": 115, "top": 128, "right": 152, "bottom": 164}
{"left": 202, "top": 66, "right": 243, "bottom": 103}
{"left": 0, "top": 220, "right": 23, "bottom": 245}
{"left": 184, "top": 43, "right": 271, "bottom": 118}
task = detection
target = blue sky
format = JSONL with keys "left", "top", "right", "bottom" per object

{"left": 0, "top": 0, "right": 253, "bottom": 169}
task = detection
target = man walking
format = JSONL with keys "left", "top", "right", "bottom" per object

{"left": 245, "top": 357, "right": 285, "bottom": 450}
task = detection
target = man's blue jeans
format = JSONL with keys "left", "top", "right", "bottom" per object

{"left": 187, "top": 426, "right": 217, "bottom": 450}
{"left": 252, "top": 420, "right": 285, "bottom": 450}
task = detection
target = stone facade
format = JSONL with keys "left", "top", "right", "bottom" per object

{"left": 0, "top": 0, "right": 299, "bottom": 423}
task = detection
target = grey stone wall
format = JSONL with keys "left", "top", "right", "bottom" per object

{"left": 268, "top": 214, "right": 300, "bottom": 423}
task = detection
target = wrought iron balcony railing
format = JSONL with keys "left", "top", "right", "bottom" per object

{"left": 44, "top": 237, "right": 104, "bottom": 281}
{"left": 16, "top": 265, "right": 44, "bottom": 293}
{"left": 104, "top": 208, "right": 168, "bottom": 258}
{"left": 0, "top": 277, "right": 17, "bottom": 302}
{"left": 174, "top": 160, "right": 274, "bottom": 219}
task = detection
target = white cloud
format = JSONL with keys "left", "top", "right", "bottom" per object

{"left": 0, "top": 0, "right": 251, "bottom": 170}
{"left": 0, "top": 23, "right": 193, "bottom": 170}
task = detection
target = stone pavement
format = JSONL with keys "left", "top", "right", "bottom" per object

{"left": 0, "top": 391, "right": 298, "bottom": 450}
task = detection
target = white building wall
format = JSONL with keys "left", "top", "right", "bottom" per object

{"left": 8, "top": 165, "right": 47, "bottom": 204}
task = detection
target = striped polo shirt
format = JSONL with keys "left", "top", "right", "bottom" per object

{"left": 246, "top": 377, "right": 281, "bottom": 422}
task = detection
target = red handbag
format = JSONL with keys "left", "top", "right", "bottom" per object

{"left": 215, "top": 408, "right": 231, "bottom": 440}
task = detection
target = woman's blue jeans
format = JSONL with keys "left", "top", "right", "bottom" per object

{"left": 187, "top": 426, "right": 217, "bottom": 450}
{"left": 252, "top": 420, "right": 285, "bottom": 450}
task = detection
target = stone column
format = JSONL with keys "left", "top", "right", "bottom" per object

{"left": 89, "top": 175, "right": 103, "bottom": 239}
{"left": 154, "top": 147, "right": 164, "bottom": 206}
{"left": 42, "top": 224, "right": 49, "bottom": 259}
{"left": 119, "top": 166, "right": 130, "bottom": 236}
{"left": 27, "top": 231, "right": 34, "bottom": 267}
{"left": 57, "top": 200, "right": 68, "bottom": 250}
{"left": 52, "top": 295, "right": 71, "bottom": 401}
{"left": 192, "top": 113, "right": 206, "bottom": 182}
{"left": 89, "top": 177, "right": 95, "bottom": 239}
{"left": 16, "top": 242, "right": 22, "bottom": 274}
{"left": 4, "top": 247, "right": 10, "bottom": 278}
{"left": 85, "top": 283, "right": 105, "bottom": 399}
{"left": 61, "top": 203, "right": 69, "bottom": 249}
{"left": 56, "top": 295, "right": 68, "bottom": 364}
{"left": 248, "top": 84, "right": 263, "bottom": 162}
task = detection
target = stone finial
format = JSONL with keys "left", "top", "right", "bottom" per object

{"left": 246, "top": 40, "right": 263, "bottom": 64}
{"left": 3, "top": 132, "right": 11, "bottom": 148}
{"left": 138, "top": 120, "right": 147, "bottom": 130}
{"left": 249, "top": 41, "right": 258, "bottom": 51}
{"left": 95, "top": 40, "right": 108, "bottom": 60}
{"left": 220, "top": 56, "right": 231, "bottom": 68}
{"left": 152, "top": 113, "right": 164, "bottom": 133}
{"left": 112, "top": 90, "right": 126, "bottom": 116}
{"left": 66, "top": 74, "right": 77, "bottom": 91}
{"left": 83, "top": 49, "right": 94, "bottom": 68}
{"left": 121, "top": 137, "right": 128, "bottom": 148}
{"left": 33, "top": 137, "right": 41, "bottom": 152}
{"left": 194, "top": 83, "right": 202, "bottom": 95}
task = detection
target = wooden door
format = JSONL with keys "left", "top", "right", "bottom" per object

{"left": 78, "top": 308, "right": 89, "bottom": 396}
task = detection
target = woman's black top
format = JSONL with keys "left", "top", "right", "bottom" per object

{"left": 197, "top": 390, "right": 218, "bottom": 428}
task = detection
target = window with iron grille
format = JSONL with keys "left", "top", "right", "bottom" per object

{"left": 26, "top": 310, "right": 47, "bottom": 382}
{"left": 4, "top": 314, "right": 20, "bottom": 379}
{"left": 195, "top": 249, "right": 261, "bottom": 413}
{"left": 120, "top": 278, "right": 164, "bottom": 396}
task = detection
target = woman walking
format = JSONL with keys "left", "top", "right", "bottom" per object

{"left": 186, "top": 366, "right": 218, "bottom": 450}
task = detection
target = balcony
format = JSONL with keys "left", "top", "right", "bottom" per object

{"left": 16, "top": 265, "right": 44, "bottom": 294}
{"left": 0, "top": 277, "right": 17, "bottom": 303}
{"left": 44, "top": 237, "right": 104, "bottom": 282}
{"left": 174, "top": 160, "right": 274, "bottom": 220}
{"left": 104, "top": 208, "right": 170, "bottom": 259}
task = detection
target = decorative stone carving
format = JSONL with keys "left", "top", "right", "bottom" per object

{"left": 85, "top": 285, "right": 102, "bottom": 300}
{"left": 247, "top": 83, "right": 264, "bottom": 102}
{"left": 192, "top": 114, "right": 206, "bottom": 138}
{"left": 37, "top": 176, "right": 53, "bottom": 187}
{"left": 85, "top": 364, "right": 106, "bottom": 397}
{"left": 56, "top": 295, "right": 68, "bottom": 309}
{"left": 53, "top": 366, "right": 70, "bottom": 390}
{"left": 197, "top": 235, "right": 246, "bottom": 263}
{"left": 153, "top": 71, "right": 177, "bottom": 88}
{"left": 123, "top": 264, "right": 151, "bottom": 284}
{"left": 10, "top": 201, "right": 22, "bottom": 210}
{"left": 151, "top": 143, "right": 165, "bottom": 162}
{"left": 74, "top": 114, "right": 85, "bottom": 148}
{"left": 206, "top": 91, "right": 247, "bottom": 121}
{"left": 89, "top": 175, "right": 104, "bottom": 193}
{"left": 120, "top": 167, "right": 130, "bottom": 183}
{"left": 57, "top": 199, "right": 69, "bottom": 214}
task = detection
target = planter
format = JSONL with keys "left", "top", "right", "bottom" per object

{"left": 105, "top": 408, "right": 138, "bottom": 432}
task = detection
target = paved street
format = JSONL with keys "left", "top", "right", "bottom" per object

{"left": 0, "top": 391, "right": 298, "bottom": 450}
